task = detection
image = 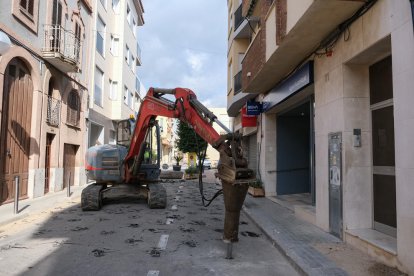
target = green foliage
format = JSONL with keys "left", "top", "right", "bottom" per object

{"left": 249, "top": 179, "right": 263, "bottom": 188}
{"left": 185, "top": 166, "right": 199, "bottom": 175}
{"left": 174, "top": 154, "right": 183, "bottom": 165}
{"left": 175, "top": 120, "right": 208, "bottom": 159}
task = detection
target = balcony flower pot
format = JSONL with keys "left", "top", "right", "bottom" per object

{"left": 173, "top": 154, "right": 183, "bottom": 171}
{"left": 248, "top": 186, "right": 265, "bottom": 197}
{"left": 248, "top": 179, "right": 265, "bottom": 197}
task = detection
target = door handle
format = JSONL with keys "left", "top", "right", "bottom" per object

{"left": 6, "top": 149, "right": 11, "bottom": 158}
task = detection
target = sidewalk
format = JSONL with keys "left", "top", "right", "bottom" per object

{"left": 0, "top": 186, "right": 84, "bottom": 227}
{"left": 243, "top": 195, "right": 347, "bottom": 276}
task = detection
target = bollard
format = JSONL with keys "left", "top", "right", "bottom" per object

{"left": 225, "top": 243, "right": 233, "bottom": 259}
{"left": 14, "top": 176, "right": 19, "bottom": 214}
{"left": 67, "top": 172, "right": 71, "bottom": 197}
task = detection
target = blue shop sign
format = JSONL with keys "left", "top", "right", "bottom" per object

{"left": 263, "top": 61, "right": 314, "bottom": 112}
{"left": 246, "top": 100, "right": 262, "bottom": 115}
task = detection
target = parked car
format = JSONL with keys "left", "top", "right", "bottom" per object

{"left": 203, "top": 159, "right": 212, "bottom": 169}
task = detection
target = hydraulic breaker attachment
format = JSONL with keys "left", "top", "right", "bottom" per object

{"left": 217, "top": 140, "right": 255, "bottom": 244}
{"left": 222, "top": 179, "right": 249, "bottom": 242}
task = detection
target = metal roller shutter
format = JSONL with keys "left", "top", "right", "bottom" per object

{"left": 248, "top": 134, "right": 257, "bottom": 172}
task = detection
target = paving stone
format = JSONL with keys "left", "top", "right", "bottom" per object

{"left": 243, "top": 196, "right": 347, "bottom": 276}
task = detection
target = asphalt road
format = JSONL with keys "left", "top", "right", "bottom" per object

{"left": 0, "top": 177, "right": 298, "bottom": 276}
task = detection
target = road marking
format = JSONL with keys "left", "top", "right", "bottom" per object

{"left": 166, "top": 218, "right": 174, "bottom": 225}
{"left": 171, "top": 205, "right": 178, "bottom": 211}
{"left": 174, "top": 196, "right": 180, "bottom": 201}
{"left": 157, "top": 234, "right": 169, "bottom": 250}
{"left": 179, "top": 185, "right": 183, "bottom": 189}
{"left": 147, "top": 271, "right": 159, "bottom": 276}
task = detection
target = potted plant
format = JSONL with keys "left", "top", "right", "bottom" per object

{"left": 248, "top": 179, "right": 265, "bottom": 197}
{"left": 173, "top": 154, "right": 183, "bottom": 171}
{"left": 184, "top": 166, "right": 199, "bottom": 180}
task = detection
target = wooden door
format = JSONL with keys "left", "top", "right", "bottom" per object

{"left": 44, "top": 134, "right": 54, "bottom": 194}
{"left": 0, "top": 59, "right": 33, "bottom": 204}
{"left": 63, "top": 144, "right": 77, "bottom": 188}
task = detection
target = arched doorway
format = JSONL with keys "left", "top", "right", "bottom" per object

{"left": 0, "top": 58, "right": 33, "bottom": 204}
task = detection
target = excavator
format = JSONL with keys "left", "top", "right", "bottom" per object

{"left": 83, "top": 87, "right": 254, "bottom": 250}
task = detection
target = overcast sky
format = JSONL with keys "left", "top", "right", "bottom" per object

{"left": 138, "top": 0, "right": 228, "bottom": 108}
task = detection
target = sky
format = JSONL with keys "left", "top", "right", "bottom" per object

{"left": 138, "top": 0, "right": 228, "bottom": 108}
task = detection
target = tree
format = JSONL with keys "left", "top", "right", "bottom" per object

{"left": 175, "top": 120, "right": 208, "bottom": 162}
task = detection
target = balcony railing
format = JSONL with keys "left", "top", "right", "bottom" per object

{"left": 234, "top": 4, "right": 244, "bottom": 30}
{"left": 42, "top": 24, "right": 81, "bottom": 72}
{"left": 46, "top": 96, "right": 61, "bottom": 127}
{"left": 234, "top": 71, "right": 242, "bottom": 95}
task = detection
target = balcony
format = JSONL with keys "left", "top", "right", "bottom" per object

{"left": 46, "top": 96, "right": 61, "bottom": 127}
{"left": 136, "top": 42, "right": 142, "bottom": 65}
{"left": 42, "top": 24, "right": 81, "bottom": 72}
{"left": 244, "top": 0, "right": 366, "bottom": 94}
{"left": 234, "top": 4, "right": 244, "bottom": 30}
{"left": 234, "top": 71, "right": 242, "bottom": 95}
{"left": 135, "top": 76, "right": 141, "bottom": 94}
{"left": 242, "top": 30, "right": 265, "bottom": 92}
{"left": 233, "top": 4, "right": 259, "bottom": 40}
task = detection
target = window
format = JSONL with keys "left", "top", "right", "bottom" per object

{"left": 12, "top": 0, "right": 39, "bottom": 33}
{"left": 109, "top": 80, "right": 118, "bottom": 100}
{"left": 125, "top": 44, "right": 130, "bottom": 65}
{"left": 129, "top": 90, "right": 134, "bottom": 109}
{"left": 124, "top": 86, "right": 129, "bottom": 105}
{"left": 20, "top": 0, "right": 34, "bottom": 17}
{"left": 132, "top": 18, "right": 136, "bottom": 35}
{"left": 110, "top": 35, "right": 119, "bottom": 56}
{"left": 95, "top": 67, "right": 104, "bottom": 106}
{"left": 131, "top": 55, "right": 135, "bottom": 72}
{"left": 127, "top": 4, "right": 131, "bottom": 25}
{"left": 99, "top": 0, "right": 106, "bottom": 9}
{"left": 109, "top": 130, "right": 116, "bottom": 145}
{"left": 112, "top": 0, "right": 120, "bottom": 13}
{"left": 52, "top": 0, "right": 63, "bottom": 25}
{"left": 96, "top": 16, "right": 105, "bottom": 56}
{"left": 74, "top": 22, "right": 82, "bottom": 61}
{"left": 67, "top": 90, "right": 80, "bottom": 126}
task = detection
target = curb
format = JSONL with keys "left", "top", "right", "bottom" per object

{"left": 0, "top": 213, "right": 29, "bottom": 228}
{"left": 242, "top": 205, "right": 307, "bottom": 276}
{"left": 242, "top": 203, "right": 348, "bottom": 276}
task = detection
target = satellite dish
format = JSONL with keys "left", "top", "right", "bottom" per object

{"left": 0, "top": 31, "right": 12, "bottom": 55}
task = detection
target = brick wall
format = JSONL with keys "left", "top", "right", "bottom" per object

{"left": 276, "top": 0, "right": 287, "bottom": 45}
{"left": 241, "top": 0, "right": 273, "bottom": 92}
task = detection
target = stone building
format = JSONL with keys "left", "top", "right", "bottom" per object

{"left": 227, "top": 0, "right": 414, "bottom": 273}
{"left": 0, "top": 0, "right": 94, "bottom": 202}
{"left": 88, "top": 0, "right": 144, "bottom": 147}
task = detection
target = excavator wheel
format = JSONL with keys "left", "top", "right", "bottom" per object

{"left": 81, "top": 183, "right": 106, "bottom": 211}
{"left": 147, "top": 183, "right": 167, "bottom": 209}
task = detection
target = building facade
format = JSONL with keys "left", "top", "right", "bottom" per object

{"left": 227, "top": 0, "right": 414, "bottom": 273}
{"left": 206, "top": 108, "right": 233, "bottom": 168}
{"left": 0, "top": 0, "right": 93, "bottom": 203}
{"left": 88, "top": 0, "right": 144, "bottom": 147}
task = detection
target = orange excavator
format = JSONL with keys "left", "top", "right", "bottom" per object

{"left": 83, "top": 87, "right": 254, "bottom": 249}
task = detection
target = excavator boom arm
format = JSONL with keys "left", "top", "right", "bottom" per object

{"left": 124, "top": 87, "right": 229, "bottom": 181}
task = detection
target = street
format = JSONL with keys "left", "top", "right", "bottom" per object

{"left": 0, "top": 175, "right": 298, "bottom": 276}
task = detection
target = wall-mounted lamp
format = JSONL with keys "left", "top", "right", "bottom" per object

{"left": 0, "top": 31, "right": 12, "bottom": 55}
{"left": 247, "top": 72, "right": 251, "bottom": 77}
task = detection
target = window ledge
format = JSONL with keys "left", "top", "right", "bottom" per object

{"left": 65, "top": 122, "right": 81, "bottom": 130}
